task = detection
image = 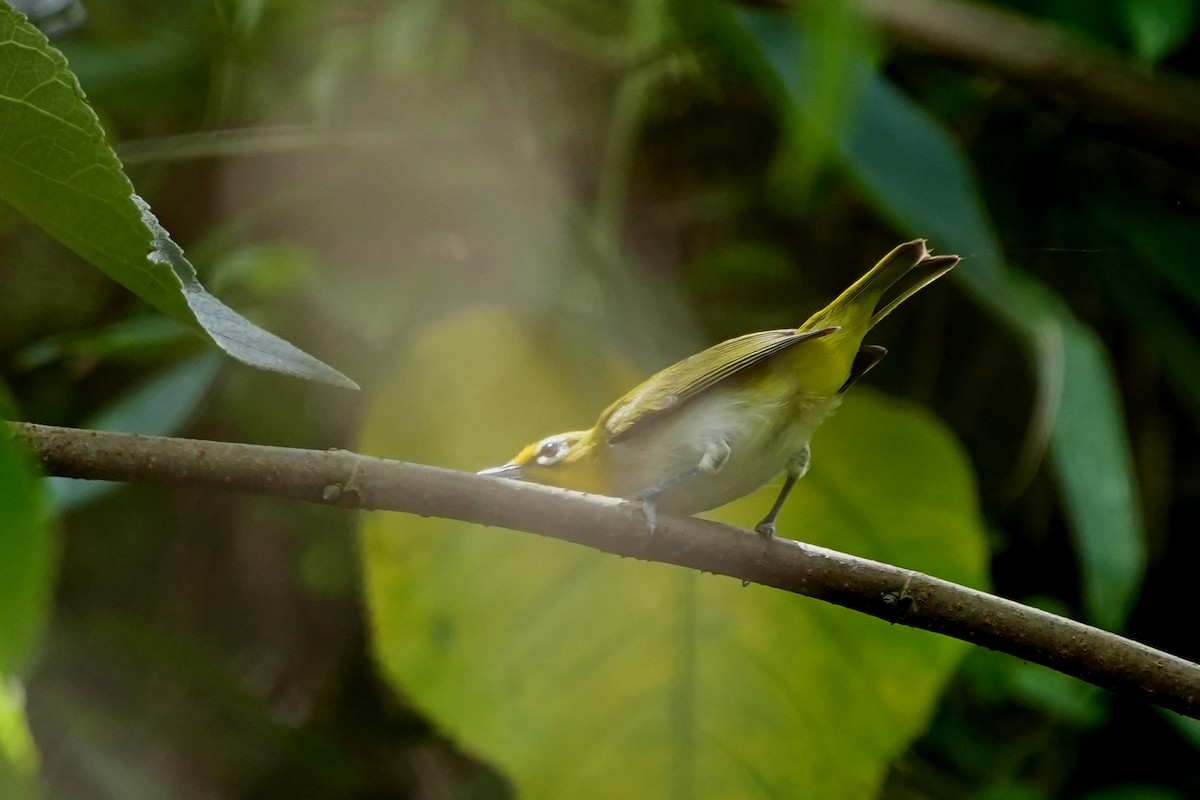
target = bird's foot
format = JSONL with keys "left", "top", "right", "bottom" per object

{"left": 633, "top": 491, "right": 660, "bottom": 535}
{"left": 641, "top": 500, "right": 660, "bottom": 535}
{"left": 633, "top": 491, "right": 662, "bottom": 534}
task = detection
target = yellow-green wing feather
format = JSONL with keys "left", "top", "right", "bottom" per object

{"left": 602, "top": 327, "right": 838, "bottom": 443}
{"left": 599, "top": 240, "right": 957, "bottom": 445}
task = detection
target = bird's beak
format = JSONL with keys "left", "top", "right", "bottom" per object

{"left": 478, "top": 463, "right": 524, "bottom": 479}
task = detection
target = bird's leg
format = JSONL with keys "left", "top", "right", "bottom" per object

{"left": 633, "top": 440, "right": 731, "bottom": 533}
{"left": 755, "top": 444, "right": 811, "bottom": 539}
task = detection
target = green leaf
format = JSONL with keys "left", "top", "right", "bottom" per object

{"left": 1122, "top": 0, "right": 1198, "bottom": 62}
{"left": 768, "top": 1, "right": 877, "bottom": 206}
{"left": 1008, "top": 663, "right": 1109, "bottom": 728}
{"left": 734, "top": 8, "right": 1002, "bottom": 281}
{"left": 0, "top": 5, "right": 356, "bottom": 389}
{"left": 1049, "top": 319, "right": 1143, "bottom": 627}
{"left": 735, "top": 7, "right": 1144, "bottom": 630}
{"left": 0, "top": 681, "right": 37, "bottom": 776}
{"left": 361, "top": 308, "right": 988, "bottom": 800}
{"left": 0, "top": 421, "right": 54, "bottom": 676}
{"left": 13, "top": 315, "right": 193, "bottom": 372}
{"left": 1160, "top": 708, "right": 1200, "bottom": 750}
{"left": 0, "top": 681, "right": 47, "bottom": 800}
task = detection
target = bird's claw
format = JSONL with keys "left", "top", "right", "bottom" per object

{"left": 754, "top": 521, "right": 776, "bottom": 539}
{"left": 643, "top": 496, "right": 662, "bottom": 534}
{"left": 633, "top": 491, "right": 659, "bottom": 535}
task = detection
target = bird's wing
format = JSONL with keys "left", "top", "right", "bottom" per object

{"left": 601, "top": 326, "right": 838, "bottom": 443}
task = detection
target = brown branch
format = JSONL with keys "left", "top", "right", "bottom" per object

{"left": 10, "top": 421, "right": 1200, "bottom": 719}
{"left": 855, "top": 0, "right": 1200, "bottom": 165}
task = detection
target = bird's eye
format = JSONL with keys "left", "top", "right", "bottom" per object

{"left": 535, "top": 439, "right": 566, "bottom": 465}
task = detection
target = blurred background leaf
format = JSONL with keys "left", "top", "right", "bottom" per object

{"left": 0, "top": 410, "right": 53, "bottom": 678}
{"left": 0, "top": 392, "right": 53, "bottom": 799}
{"left": 0, "top": 677, "right": 51, "bottom": 800}
{"left": 1121, "top": 0, "right": 1198, "bottom": 63}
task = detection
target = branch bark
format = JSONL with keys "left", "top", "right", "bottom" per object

{"left": 11, "top": 421, "right": 1200, "bottom": 719}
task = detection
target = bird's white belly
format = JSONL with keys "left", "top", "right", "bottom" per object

{"left": 607, "top": 388, "right": 842, "bottom": 515}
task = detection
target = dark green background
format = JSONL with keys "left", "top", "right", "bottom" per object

{"left": 2, "top": 0, "right": 1199, "bottom": 797}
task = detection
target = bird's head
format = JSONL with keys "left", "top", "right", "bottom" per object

{"left": 478, "top": 430, "right": 609, "bottom": 494}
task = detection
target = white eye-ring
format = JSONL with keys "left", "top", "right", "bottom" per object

{"left": 535, "top": 437, "right": 569, "bottom": 466}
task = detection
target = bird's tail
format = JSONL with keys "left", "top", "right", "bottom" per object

{"left": 800, "top": 240, "right": 959, "bottom": 334}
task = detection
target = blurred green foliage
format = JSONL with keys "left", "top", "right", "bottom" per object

{"left": 1, "top": 0, "right": 1199, "bottom": 797}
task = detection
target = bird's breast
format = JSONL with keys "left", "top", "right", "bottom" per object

{"left": 606, "top": 381, "right": 842, "bottom": 515}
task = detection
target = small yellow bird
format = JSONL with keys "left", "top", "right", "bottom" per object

{"left": 481, "top": 240, "right": 958, "bottom": 536}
